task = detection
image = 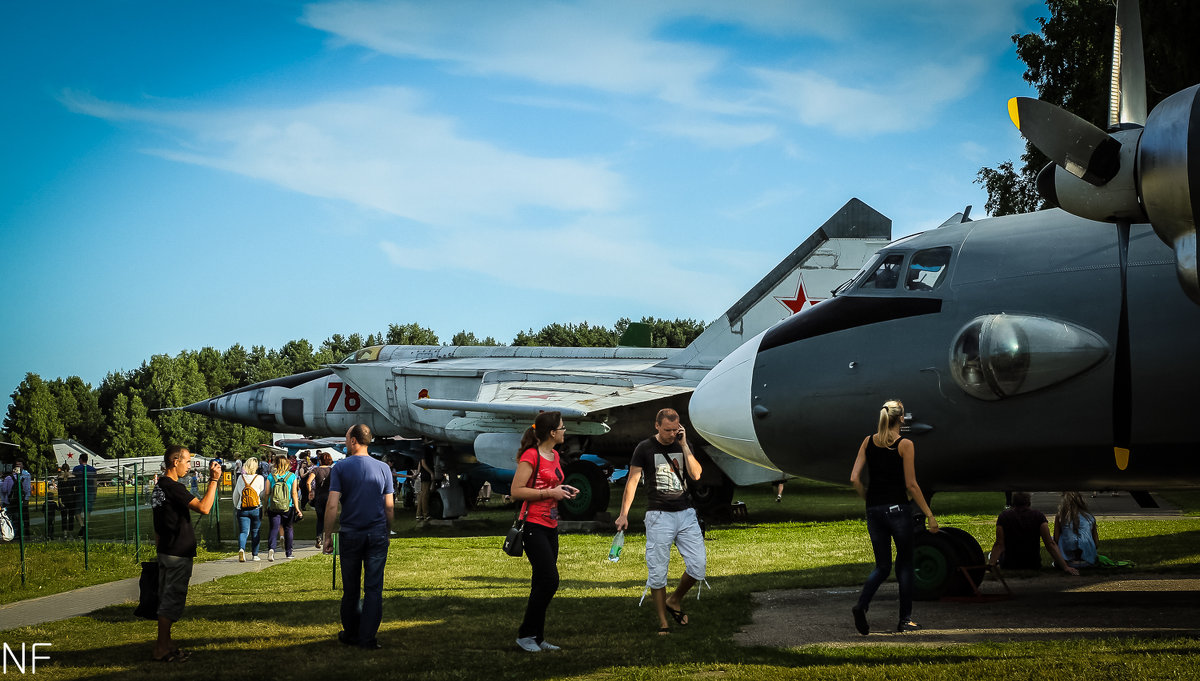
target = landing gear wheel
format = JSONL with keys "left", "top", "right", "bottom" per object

{"left": 559, "top": 460, "right": 610, "bottom": 521}
{"left": 938, "top": 526, "right": 986, "bottom": 596}
{"left": 691, "top": 473, "right": 735, "bottom": 523}
{"left": 913, "top": 529, "right": 963, "bottom": 600}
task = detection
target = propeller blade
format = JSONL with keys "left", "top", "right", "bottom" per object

{"left": 1008, "top": 97, "right": 1122, "bottom": 186}
{"left": 1110, "top": 0, "right": 1147, "bottom": 128}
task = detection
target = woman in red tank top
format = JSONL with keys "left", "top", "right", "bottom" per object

{"left": 510, "top": 411, "right": 578, "bottom": 652}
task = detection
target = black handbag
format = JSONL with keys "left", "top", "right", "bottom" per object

{"left": 133, "top": 561, "right": 159, "bottom": 620}
{"left": 502, "top": 451, "right": 542, "bottom": 557}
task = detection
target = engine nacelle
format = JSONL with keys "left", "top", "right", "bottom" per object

{"left": 1140, "top": 84, "right": 1200, "bottom": 303}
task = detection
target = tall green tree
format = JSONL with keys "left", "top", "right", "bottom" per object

{"left": 2, "top": 373, "right": 64, "bottom": 474}
{"left": 451, "top": 331, "right": 499, "bottom": 346}
{"left": 386, "top": 323, "right": 439, "bottom": 345}
{"left": 106, "top": 393, "right": 162, "bottom": 460}
{"left": 977, "top": 0, "right": 1200, "bottom": 216}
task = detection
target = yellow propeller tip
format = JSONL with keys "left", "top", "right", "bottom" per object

{"left": 1007, "top": 98, "right": 1020, "bottom": 129}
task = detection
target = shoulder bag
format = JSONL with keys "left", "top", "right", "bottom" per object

{"left": 502, "top": 451, "right": 542, "bottom": 557}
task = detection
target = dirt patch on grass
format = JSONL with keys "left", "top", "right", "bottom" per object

{"left": 736, "top": 573, "right": 1200, "bottom": 647}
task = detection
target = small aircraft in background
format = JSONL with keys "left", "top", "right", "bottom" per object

{"left": 263, "top": 433, "right": 346, "bottom": 463}
{"left": 690, "top": 0, "right": 1200, "bottom": 598}
{"left": 51, "top": 438, "right": 216, "bottom": 480}
{"left": 182, "top": 199, "right": 893, "bottom": 520}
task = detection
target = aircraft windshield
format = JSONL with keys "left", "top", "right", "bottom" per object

{"left": 341, "top": 346, "right": 384, "bottom": 364}
{"left": 834, "top": 254, "right": 884, "bottom": 296}
{"left": 860, "top": 254, "right": 904, "bottom": 289}
{"left": 904, "top": 247, "right": 952, "bottom": 291}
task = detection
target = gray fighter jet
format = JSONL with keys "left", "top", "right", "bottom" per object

{"left": 183, "top": 200, "right": 891, "bottom": 520}
{"left": 690, "top": 0, "right": 1200, "bottom": 597}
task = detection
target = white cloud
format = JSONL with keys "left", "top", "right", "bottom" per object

{"left": 653, "top": 120, "right": 778, "bottom": 148}
{"left": 751, "top": 59, "right": 987, "bottom": 136}
{"left": 380, "top": 215, "right": 742, "bottom": 311}
{"left": 61, "top": 87, "right": 626, "bottom": 226}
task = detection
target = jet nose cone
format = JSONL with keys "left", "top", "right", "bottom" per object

{"left": 181, "top": 399, "right": 209, "bottom": 415}
{"left": 690, "top": 330, "right": 772, "bottom": 470}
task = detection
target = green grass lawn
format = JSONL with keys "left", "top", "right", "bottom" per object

{"left": 2, "top": 482, "right": 1199, "bottom": 680}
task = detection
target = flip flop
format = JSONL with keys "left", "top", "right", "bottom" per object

{"left": 657, "top": 626, "right": 671, "bottom": 636}
{"left": 664, "top": 604, "right": 689, "bottom": 626}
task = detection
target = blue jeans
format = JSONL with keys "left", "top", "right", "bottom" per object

{"left": 856, "top": 503, "right": 915, "bottom": 622}
{"left": 237, "top": 508, "right": 261, "bottom": 555}
{"left": 338, "top": 526, "right": 390, "bottom": 647}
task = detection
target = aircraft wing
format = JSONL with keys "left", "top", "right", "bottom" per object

{"left": 415, "top": 370, "right": 695, "bottom": 421}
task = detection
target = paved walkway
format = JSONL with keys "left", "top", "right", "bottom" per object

{"left": 0, "top": 544, "right": 326, "bottom": 632}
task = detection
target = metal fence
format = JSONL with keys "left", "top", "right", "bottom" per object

{"left": 4, "top": 466, "right": 245, "bottom": 586}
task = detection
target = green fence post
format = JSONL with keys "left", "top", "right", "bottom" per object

{"left": 121, "top": 464, "right": 128, "bottom": 544}
{"left": 17, "top": 479, "right": 26, "bottom": 587}
{"left": 134, "top": 463, "right": 141, "bottom": 564}
{"left": 82, "top": 465, "right": 89, "bottom": 570}
{"left": 332, "top": 532, "right": 338, "bottom": 590}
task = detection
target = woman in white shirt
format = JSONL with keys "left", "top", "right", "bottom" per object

{"left": 231, "top": 457, "right": 267, "bottom": 562}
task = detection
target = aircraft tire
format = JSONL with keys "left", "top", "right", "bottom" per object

{"left": 690, "top": 473, "right": 735, "bottom": 523}
{"left": 560, "top": 460, "right": 610, "bottom": 521}
{"left": 912, "top": 529, "right": 964, "bottom": 600}
{"left": 428, "top": 489, "right": 444, "bottom": 520}
{"left": 938, "top": 526, "right": 987, "bottom": 596}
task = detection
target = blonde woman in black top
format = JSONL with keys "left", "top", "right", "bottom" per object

{"left": 849, "top": 400, "right": 937, "bottom": 635}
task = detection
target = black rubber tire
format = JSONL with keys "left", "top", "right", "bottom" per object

{"left": 913, "top": 529, "right": 964, "bottom": 600}
{"left": 938, "top": 526, "right": 987, "bottom": 596}
{"left": 428, "top": 486, "right": 444, "bottom": 520}
{"left": 559, "top": 460, "right": 610, "bottom": 521}
{"left": 691, "top": 473, "right": 735, "bottom": 524}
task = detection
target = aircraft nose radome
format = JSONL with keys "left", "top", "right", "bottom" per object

{"left": 689, "top": 330, "right": 773, "bottom": 470}
{"left": 180, "top": 400, "right": 211, "bottom": 416}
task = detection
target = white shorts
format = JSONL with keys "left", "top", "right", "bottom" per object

{"left": 644, "top": 507, "right": 706, "bottom": 589}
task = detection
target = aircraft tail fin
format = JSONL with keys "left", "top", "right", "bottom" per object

{"left": 662, "top": 198, "right": 891, "bottom": 369}
{"left": 51, "top": 439, "right": 103, "bottom": 468}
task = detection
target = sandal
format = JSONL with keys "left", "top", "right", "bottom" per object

{"left": 664, "top": 604, "right": 689, "bottom": 626}
{"left": 657, "top": 626, "right": 671, "bottom": 636}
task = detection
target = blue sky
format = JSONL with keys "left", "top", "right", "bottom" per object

{"left": 0, "top": 0, "right": 1047, "bottom": 411}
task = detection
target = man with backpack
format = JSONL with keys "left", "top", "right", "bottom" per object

{"left": 265, "top": 455, "right": 303, "bottom": 561}
{"left": 323, "top": 423, "right": 393, "bottom": 650}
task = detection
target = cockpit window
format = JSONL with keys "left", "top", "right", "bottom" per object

{"left": 341, "top": 346, "right": 384, "bottom": 364}
{"left": 905, "top": 247, "right": 952, "bottom": 291}
{"left": 860, "top": 254, "right": 904, "bottom": 289}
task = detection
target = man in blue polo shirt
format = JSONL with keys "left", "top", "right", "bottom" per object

{"left": 322, "top": 423, "right": 394, "bottom": 650}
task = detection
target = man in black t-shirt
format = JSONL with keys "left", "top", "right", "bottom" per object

{"left": 150, "top": 445, "right": 221, "bottom": 663}
{"left": 988, "top": 491, "right": 1078, "bottom": 575}
{"left": 615, "top": 408, "right": 707, "bottom": 634}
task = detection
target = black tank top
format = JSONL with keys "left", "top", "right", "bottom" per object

{"left": 865, "top": 436, "right": 909, "bottom": 507}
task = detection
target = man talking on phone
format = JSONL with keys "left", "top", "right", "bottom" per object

{"left": 615, "top": 408, "right": 707, "bottom": 634}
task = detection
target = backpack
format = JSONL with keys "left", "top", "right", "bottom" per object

{"left": 268, "top": 474, "right": 292, "bottom": 512}
{"left": 239, "top": 475, "right": 261, "bottom": 509}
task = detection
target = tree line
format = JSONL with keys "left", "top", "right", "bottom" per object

{"left": 2, "top": 317, "right": 703, "bottom": 475}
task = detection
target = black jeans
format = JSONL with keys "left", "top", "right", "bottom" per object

{"left": 518, "top": 522, "right": 559, "bottom": 643}
{"left": 856, "top": 503, "right": 915, "bottom": 622}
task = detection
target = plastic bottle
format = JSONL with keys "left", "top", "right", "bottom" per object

{"left": 608, "top": 530, "right": 624, "bottom": 562}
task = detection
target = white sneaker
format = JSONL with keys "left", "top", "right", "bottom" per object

{"left": 253, "top": 555, "right": 261, "bottom": 561}
{"left": 239, "top": 550, "right": 246, "bottom": 562}
{"left": 538, "top": 641, "right": 560, "bottom": 651}
{"left": 268, "top": 549, "right": 275, "bottom": 562}
{"left": 515, "top": 637, "right": 541, "bottom": 653}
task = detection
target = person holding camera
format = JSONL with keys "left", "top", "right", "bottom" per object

{"left": 151, "top": 446, "right": 221, "bottom": 663}
{"left": 615, "top": 408, "right": 707, "bottom": 635}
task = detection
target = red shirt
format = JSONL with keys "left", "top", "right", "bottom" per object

{"left": 517, "top": 448, "right": 563, "bottom": 529}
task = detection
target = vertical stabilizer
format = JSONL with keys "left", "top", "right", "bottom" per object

{"left": 663, "top": 199, "right": 891, "bottom": 369}
{"left": 51, "top": 439, "right": 103, "bottom": 468}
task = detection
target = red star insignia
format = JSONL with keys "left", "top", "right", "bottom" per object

{"left": 775, "top": 276, "right": 824, "bottom": 314}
